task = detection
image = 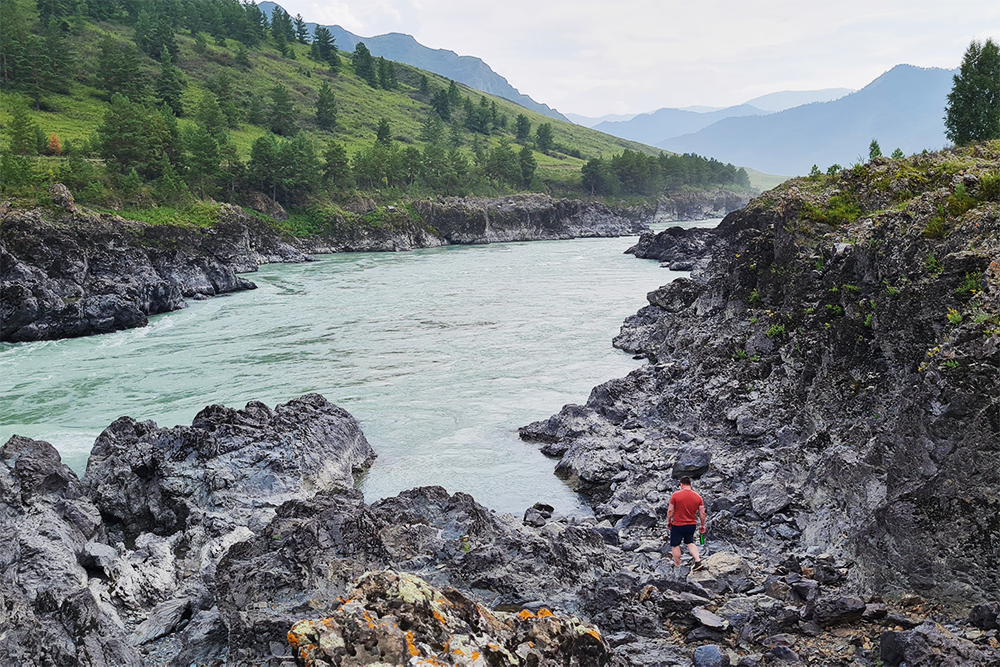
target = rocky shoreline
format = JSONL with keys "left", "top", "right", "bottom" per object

{"left": 1, "top": 191, "right": 650, "bottom": 342}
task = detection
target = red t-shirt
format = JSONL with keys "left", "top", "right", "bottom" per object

{"left": 670, "top": 488, "right": 703, "bottom": 526}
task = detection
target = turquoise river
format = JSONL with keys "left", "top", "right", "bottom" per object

{"left": 1, "top": 220, "right": 718, "bottom": 516}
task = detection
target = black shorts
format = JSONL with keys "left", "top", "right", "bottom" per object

{"left": 670, "top": 524, "right": 696, "bottom": 547}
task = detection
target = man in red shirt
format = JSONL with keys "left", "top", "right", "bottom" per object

{"left": 666, "top": 476, "right": 707, "bottom": 571}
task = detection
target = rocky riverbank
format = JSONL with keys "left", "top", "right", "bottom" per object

{"left": 521, "top": 144, "right": 1000, "bottom": 662}
{"left": 1, "top": 190, "right": 650, "bottom": 342}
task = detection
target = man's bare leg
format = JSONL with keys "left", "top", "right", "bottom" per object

{"left": 672, "top": 545, "right": 682, "bottom": 566}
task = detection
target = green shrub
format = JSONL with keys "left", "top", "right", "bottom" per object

{"left": 925, "top": 253, "right": 944, "bottom": 276}
{"left": 765, "top": 324, "right": 786, "bottom": 338}
{"left": 942, "top": 359, "right": 960, "bottom": 369}
{"left": 825, "top": 304, "right": 844, "bottom": 317}
{"left": 923, "top": 205, "right": 948, "bottom": 238}
{"left": 979, "top": 173, "right": 1000, "bottom": 201}
{"left": 947, "top": 308, "right": 963, "bottom": 324}
{"left": 749, "top": 289, "right": 762, "bottom": 305}
{"left": 955, "top": 271, "right": 982, "bottom": 296}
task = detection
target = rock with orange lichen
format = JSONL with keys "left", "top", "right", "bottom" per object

{"left": 287, "top": 570, "right": 611, "bottom": 666}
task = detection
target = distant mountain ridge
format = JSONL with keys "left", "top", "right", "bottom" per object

{"left": 258, "top": 2, "right": 568, "bottom": 121}
{"left": 742, "top": 88, "right": 854, "bottom": 112}
{"left": 592, "top": 104, "right": 768, "bottom": 146}
{"left": 657, "top": 65, "right": 956, "bottom": 175}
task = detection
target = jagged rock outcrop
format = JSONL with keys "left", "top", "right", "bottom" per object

{"left": 0, "top": 201, "right": 308, "bottom": 342}
{"left": 626, "top": 226, "right": 719, "bottom": 271}
{"left": 521, "top": 146, "right": 1000, "bottom": 611}
{"left": 652, "top": 191, "right": 750, "bottom": 223}
{"left": 0, "top": 395, "right": 377, "bottom": 667}
{"left": 0, "top": 435, "right": 143, "bottom": 666}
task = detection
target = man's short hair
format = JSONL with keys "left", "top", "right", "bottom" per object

{"left": 680, "top": 476, "right": 692, "bottom": 486}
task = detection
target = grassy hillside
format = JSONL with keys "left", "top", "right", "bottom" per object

{"left": 0, "top": 0, "right": 763, "bottom": 215}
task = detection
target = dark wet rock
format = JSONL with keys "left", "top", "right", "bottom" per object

{"left": 1, "top": 205, "right": 308, "bottom": 342}
{"left": 0, "top": 435, "right": 142, "bottom": 666}
{"left": 881, "top": 620, "right": 997, "bottom": 666}
{"left": 287, "top": 570, "right": 612, "bottom": 666}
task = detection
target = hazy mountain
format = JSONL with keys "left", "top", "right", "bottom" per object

{"left": 592, "top": 104, "right": 769, "bottom": 146}
{"left": 565, "top": 112, "right": 640, "bottom": 128}
{"left": 743, "top": 88, "right": 854, "bottom": 112}
{"left": 657, "top": 65, "right": 956, "bottom": 176}
{"left": 259, "top": 2, "right": 567, "bottom": 121}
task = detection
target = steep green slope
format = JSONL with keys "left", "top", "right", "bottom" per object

{"left": 0, "top": 0, "right": 759, "bottom": 211}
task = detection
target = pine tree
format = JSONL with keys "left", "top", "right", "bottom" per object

{"left": 945, "top": 38, "right": 1000, "bottom": 145}
{"left": 6, "top": 101, "right": 40, "bottom": 155}
{"left": 447, "top": 80, "right": 460, "bottom": 105}
{"left": 311, "top": 27, "right": 334, "bottom": 62}
{"left": 535, "top": 123, "right": 554, "bottom": 153}
{"left": 420, "top": 115, "right": 445, "bottom": 144}
{"left": 315, "top": 81, "right": 337, "bottom": 131}
{"left": 519, "top": 145, "right": 537, "bottom": 187}
{"left": 375, "top": 118, "right": 392, "bottom": 145}
{"left": 184, "top": 124, "right": 220, "bottom": 197}
{"left": 156, "top": 48, "right": 184, "bottom": 116}
{"left": 322, "top": 142, "right": 353, "bottom": 189}
{"left": 294, "top": 14, "right": 309, "bottom": 44}
{"left": 419, "top": 75, "right": 429, "bottom": 95}
{"left": 268, "top": 84, "right": 297, "bottom": 136}
{"left": 868, "top": 139, "right": 882, "bottom": 160}
{"left": 353, "top": 42, "right": 377, "bottom": 87}
{"left": 97, "top": 36, "right": 147, "bottom": 101}
{"left": 48, "top": 132, "right": 62, "bottom": 155}
{"left": 97, "top": 93, "right": 159, "bottom": 176}
{"left": 195, "top": 90, "right": 228, "bottom": 143}
{"left": 430, "top": 89, "right": 451, "bottom": 120}
{"left": 515, "top": 114, "right": 531, "bottom": 143}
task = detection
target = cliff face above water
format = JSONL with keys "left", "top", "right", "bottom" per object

{"left": 522, "top": 144, "right": 1000, "bottom": 608}
{"left": 0, "top": 203, "right": 308, "bottom": 342}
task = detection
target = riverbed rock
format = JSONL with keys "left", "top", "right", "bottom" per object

{"left": 0, "top": 435, "right": 142, "bottom": 666}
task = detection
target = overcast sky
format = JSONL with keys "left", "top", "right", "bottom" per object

{"left": 272, "top": 0, "right": 1000, "bottom": 117}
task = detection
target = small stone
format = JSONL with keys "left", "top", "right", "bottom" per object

{"left": 672, "top": 446, "right": 712, "bottom": 479}
{"left": 692, "top": 606, "right": 730, "bottom": 631}
{"left": 969, "top": 602, "right": 1000, "bottom": 630}
{"left": 692, "top": 644, "right": 730, "bottom": 666}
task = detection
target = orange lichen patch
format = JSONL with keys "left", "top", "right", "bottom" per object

{"left": 536, "top": 608, "right": 554, "bottom": 618}
{"left": 322, "top": 618, "right": 335, "bottom": 628}
{"left": 472, "top": 651, "right": 481, "bottom": 660}
{"left": 432, "top": 609, "right": 447, "bottom": 625}
{"left": 516, "top": 609, "right": 536, "bottom": 620}
{"left": 286, "top": 631, "right": 300, "bottom": 648}
{"left": 585, "top": 628, "right": 602, "bottom": 641}
{"left": 406, "top": 630, "right": 420, "bottom": 657}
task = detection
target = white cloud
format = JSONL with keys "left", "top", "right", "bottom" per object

{"left": 279, "top": 0, "right": 1000, "bottom": 116}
